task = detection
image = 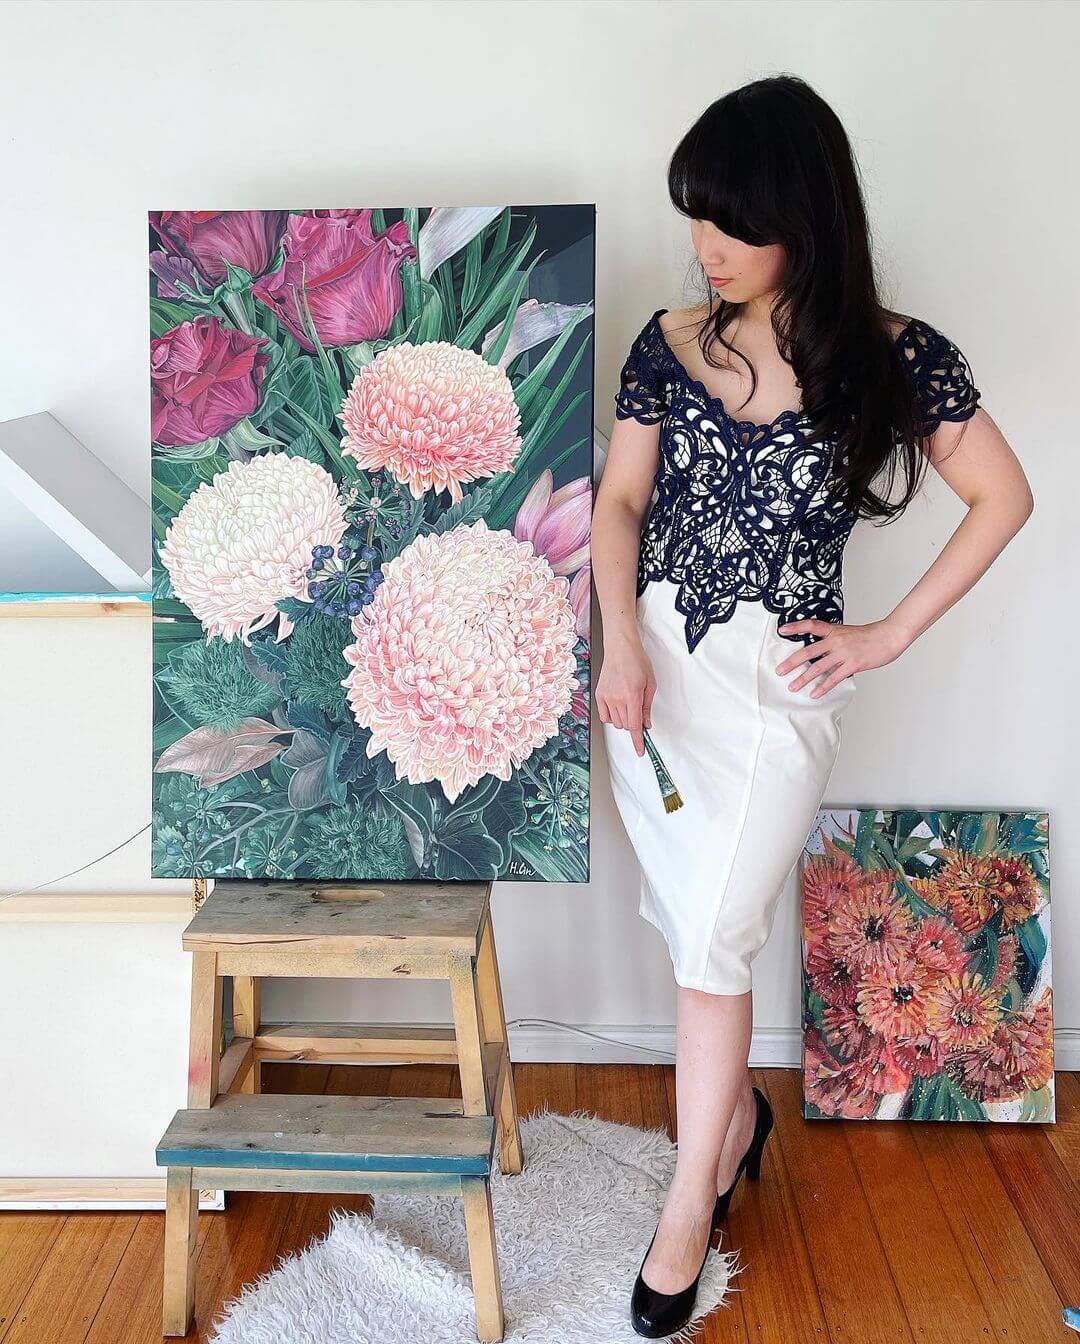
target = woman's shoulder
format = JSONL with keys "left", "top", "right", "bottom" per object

{"left": 885, "top": 312, "right": 981, "bottom": 427}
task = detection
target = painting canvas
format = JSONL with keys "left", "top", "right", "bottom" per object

{"left": 802, "top": 809, "right": 1053, "bottom": 1122}
{"left": 150, "top": 206, "right": 594, "bottom": 882}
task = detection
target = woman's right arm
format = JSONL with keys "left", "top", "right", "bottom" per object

{"left": 592, "top": 415, "right": 661, "bottom": 757}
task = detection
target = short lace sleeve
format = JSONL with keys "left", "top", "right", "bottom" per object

{"left": 614, "top": 316, "right": 670, "bottom": 425}
{"left": 897, "top": 318, "right": 981, "bottom": 435}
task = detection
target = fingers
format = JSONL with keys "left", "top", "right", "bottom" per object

{"left": 809, "top": 664, "right": 851, "bottom": 699}
{"left": 641, "top": 678, "right": 656, "bottom": 730}
{"left": 776, "top": 642, "right": 827, "bottom": 677}
{"left": 778, "top": 618, "right": 835, "bottom": 639}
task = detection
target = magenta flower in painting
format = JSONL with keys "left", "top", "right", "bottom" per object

{"left": 151, "top": 316, "right": 269, "bottom": 447}
{"left": 252, "top": 211, "right": 413, "bottom": 351}
{"left": 513, "top": 468, "right": 591, "bottom": 576}
{"left": 341, "top": 342, "right": 522, "bottom": 502}
{"left": 160, "top": 453, "right": 347, "bottom": 643}
{"left": 150, "top": 211, "right": 288, "bottom": 285}
{"left": 341, "top": 520, "right": 577, "bottom": 803}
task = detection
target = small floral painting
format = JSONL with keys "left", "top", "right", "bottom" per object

{"left": 802, "top": 809, "right": 1053, "bottom": 1122}
{"left": 151, "top": 206, "right": 594, "bottom": 882}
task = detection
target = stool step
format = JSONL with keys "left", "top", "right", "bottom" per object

{"left": 185, "top": 879, "right": 489, "bottom": 955}
{"left": 156, "top": 1094, "right": 495, "bottom": 1175}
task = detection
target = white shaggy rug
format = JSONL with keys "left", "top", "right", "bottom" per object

{"left": 210, "top": 1107, "right": 737, "bottom": 1344}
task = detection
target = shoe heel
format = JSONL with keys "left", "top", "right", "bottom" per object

{"left": 745, "top": 1149, "right": 763, "bottom": 1180}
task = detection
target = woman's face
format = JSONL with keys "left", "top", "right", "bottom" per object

{"left": 690, "top": 218, "right": 786, "bottom": 306}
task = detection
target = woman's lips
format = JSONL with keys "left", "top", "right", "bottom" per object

{"left": 709, "top": 276, "right": 732, "bottom": 287}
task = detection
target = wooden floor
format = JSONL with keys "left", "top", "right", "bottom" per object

{"left": 1, "top": 1063, "right": 1077, "bottom": 1343}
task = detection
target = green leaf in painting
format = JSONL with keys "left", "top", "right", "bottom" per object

{"left": 1015, "top": 915, "right": 1047, "bottom": 994}
{"left": 431, "top": 810, "right": 502, "bottom": 881}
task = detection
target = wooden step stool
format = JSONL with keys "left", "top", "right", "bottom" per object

{"left": 156, "top": 878, "right": 522, "bottom": 1342}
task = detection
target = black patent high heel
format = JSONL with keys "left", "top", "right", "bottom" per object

{"left": 630, "top": 1213, "right": 714, "bottom": 1339}
{"left": 711, "top": 1086, "right": 774, "bottom": 1230}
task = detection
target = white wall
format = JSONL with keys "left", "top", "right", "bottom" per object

{"left": 2, "top": 0, "right": 1077, "bottom": 1057}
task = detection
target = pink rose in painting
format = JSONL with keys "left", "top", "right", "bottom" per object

{"left": 151, "top": 317, "right": 269, "bottom": 447}
{"left": 252, "top": 211, "right": 413, "bottom": 351}
{"left": 341, "top": 342, "right": 522, "bottom": 502}
{"left": 341, "top": 520, "right": 577, "bottom": 803}
{"left": 513, "top": 469, "right": 591, "bottom": 576}
{"left": 160, "top": 453, "right": 347, "bottom": 643}
{"left": 150, "top": 211, "right": 288, "bottom": 285}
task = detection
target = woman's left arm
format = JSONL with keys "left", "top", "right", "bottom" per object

{"left": 776, "top": 407, "right": 1034, "bottom": 697}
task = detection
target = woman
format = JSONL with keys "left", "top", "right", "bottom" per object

{"left": 592, "top": 75, "right": 1032, "bottom": 1338}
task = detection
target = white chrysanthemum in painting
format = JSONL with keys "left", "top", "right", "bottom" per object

{"left": 341, "top": 519, "right": 578, "bottom": 802}
{"left": 340, "top": 341, "right": 522, "bottom": 502}
{"left": 160, "top": 452, "right": 347, "bottom": 643}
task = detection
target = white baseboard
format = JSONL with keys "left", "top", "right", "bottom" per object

{"left": 506, "top": 1021, "right": 1080, "bottom": 1072}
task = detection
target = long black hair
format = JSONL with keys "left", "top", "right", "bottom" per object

{"left": 668, "top": 75, "right": 928, "bottom": 519}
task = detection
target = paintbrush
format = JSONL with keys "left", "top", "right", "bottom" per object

{"left": 642, "top": 728, "right": 683, "bottom": 814}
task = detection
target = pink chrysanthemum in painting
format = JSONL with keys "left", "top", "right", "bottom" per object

{"left": 160, "top": 453, "right": 347, "bottom": 643}
{"left": 341, "top": 520, "right": 578, "bottom": 803}
{"left": 340, "top": 342, "right": 522, "bottom": 502}
{"left": 801, "top": 810, "right": 1053, "bottom": 1123}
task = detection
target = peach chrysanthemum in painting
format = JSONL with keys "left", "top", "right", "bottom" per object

{"left": 340, "top": 341, "right": 522, "bottom": 502}
{"left": 160, "top": 453, "right": 347, "bottom": 643}
{"left": 341, "top": 519, "right": 578, "bottom": 803}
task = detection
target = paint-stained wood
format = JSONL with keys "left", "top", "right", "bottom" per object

{"left": 184, "top": 879, "right": 490, "bottom": 955}
{"left": 157, "top": 1094, "right": 495, "bottom": 1174}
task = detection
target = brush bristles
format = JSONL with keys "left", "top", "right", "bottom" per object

{"left": 662, "top": 788, "right": 683, "bottom": 813}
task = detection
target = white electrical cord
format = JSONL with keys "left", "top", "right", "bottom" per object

{"left": 0, "top": 823, "right": 150, "bottom": 904}
{"left": 1, "top": 827, "right": 676, "bottom": 1061}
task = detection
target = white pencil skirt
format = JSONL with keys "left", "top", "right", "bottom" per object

{"left": 602, "top": 577, "right": 857, "bottom": 995}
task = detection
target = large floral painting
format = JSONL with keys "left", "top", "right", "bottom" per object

{"left": 802, "top": 809, "right": 1053, "bottom": 1122}
{"left": 150, "top": 206, "right": 594, "bottom": 882}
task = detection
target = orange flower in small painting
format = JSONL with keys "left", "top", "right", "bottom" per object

{"left": 908, "top": 916, "right": 968, "bottom": 977}
{"left": 936, "top": 850, "right": 999, "bottom": 934}
{"left": 806, "top": 936, "right": 859, "bottom": 1008}
{"left": 801, "top": 851, "right": 860, "bottom": 939}
{"left": 822, "top": 1003, "right": 874, "bottom": 1059}
{"left": 908, "top": 874, "right": 949, "bottom": 913}
{"left": 893, "top": 1033, "right": 947, "bottom": 1078}
{"left": 856, "top": 958, "right": 934, "bottom": 1040}
{"left": 803, "top": 1029, "right": 878, "bottom": 1119}
{"left": 986, "top": 986, "right": 1054, "bottom": 1093}
{"left": 925, "top": 972, "right": 1001, "bottom": 1050}
{"left": 846, "top": 1036, "right": 912, "bottom": 1096}
{"left": 990, "top": 855, "right": 1040, "bottom": 929}
{"left": 827, "top": 873, "right": 913, "bottom": 973}
{"left": 990, "top": 934, "right": 1018, "bottom": 992}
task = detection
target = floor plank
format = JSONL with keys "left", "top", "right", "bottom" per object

{"left": 844, "top": 1118, "right": 995, "bottom": 1343}
{"left": 763, "top": 1070, "right": 914, "bottom": 1344}
{"left": 911, "top": 1121, "right": 1066, "bottom": 1344}
{"left": 724, "top": 1068, "right": 832, "bottom": 1344}
{"left": 981, "top": 1119, "right": 1080, "bottom": 1309}
{"left": 5, "top": 1064, "right": 1078, "bottom": 1344}
{"left": 2, "top": 1215, "right": 136, "bottom": 1344}
{"left": 0, "top": 1214, "right": 65, "bottom": 1343}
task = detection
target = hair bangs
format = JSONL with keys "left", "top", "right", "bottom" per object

{"left": 667, "top": 106, "right": 779, "bottom": 247}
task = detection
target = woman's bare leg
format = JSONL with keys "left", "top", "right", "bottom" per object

{"left": 641, "top": 984, "right": 757, "bottom": 1293}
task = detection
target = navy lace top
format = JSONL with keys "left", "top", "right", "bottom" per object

{"left": 614, "top": 309, "right": 981, "bottom": 652}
